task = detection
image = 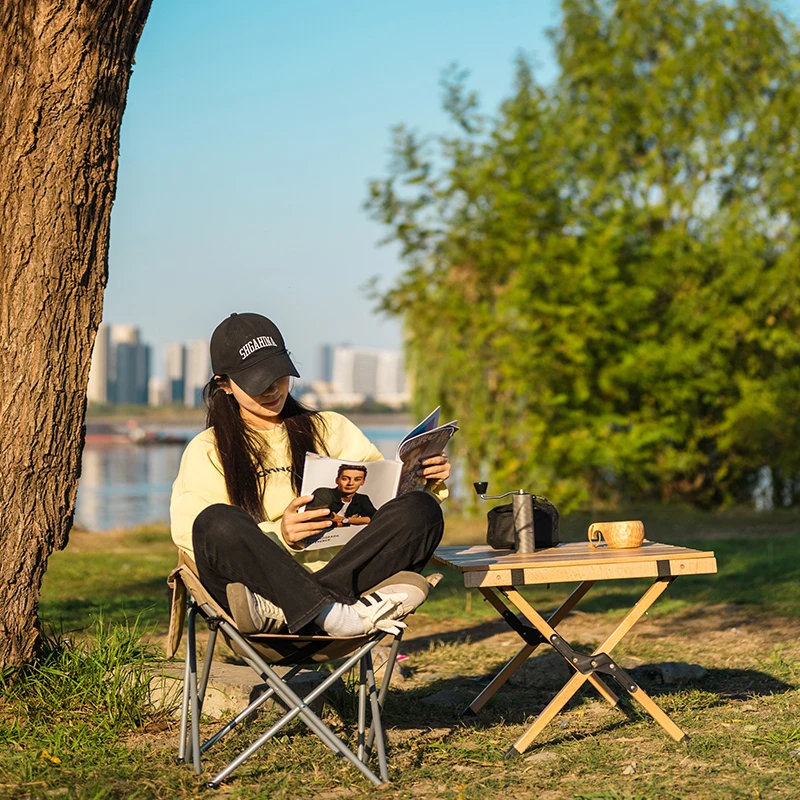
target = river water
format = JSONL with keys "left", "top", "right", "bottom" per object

{"left": 74, "top": 426, "right": 407, "bottom": 531}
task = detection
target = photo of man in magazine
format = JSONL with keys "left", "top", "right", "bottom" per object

{"left": 306, "top": 464, "right": 378, "bottom": 527}
{"left": 300, "top": 409, "right": 457, "bottom": 551}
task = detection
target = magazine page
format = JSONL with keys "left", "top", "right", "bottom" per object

{"left": 396, "top": 422, "right": 458, "bottom": 495}
{"left": 300, "top": 454, "right": 402, "bottom": 551}
{"left": 398, "top": 406, "right": 441, "bottom": 446}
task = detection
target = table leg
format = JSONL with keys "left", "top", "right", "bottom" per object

{"left": 586, "top": 672, "right": 622, "bottom": 707}
{"left": 506, "top": 670, "right": 589, "bottom": 758}
{"left": 504, "top": 579, "right": 687, "bottom": 757}
{"left": 461, "top": 640, "right": 535, "bottom": 717}
{"left": 462, "top": 582, "right": 615, "bottom": 717}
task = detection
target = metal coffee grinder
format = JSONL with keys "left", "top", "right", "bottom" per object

{"left": 473, "top": 481, "right": 536, "bottom": 553}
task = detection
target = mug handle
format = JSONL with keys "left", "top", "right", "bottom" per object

{"left": 588, "top": 524, "right": 603, "bottom": 548}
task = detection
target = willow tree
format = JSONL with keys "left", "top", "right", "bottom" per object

{"left": 368, "top": 0, "right": 800, "bottom": 510}
{"left": 0, "top": 0, "right": 152, "bottom": 668}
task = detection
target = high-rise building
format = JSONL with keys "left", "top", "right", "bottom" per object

{"left": 321, "top": 345, "right": 408, "bottom": 407}
{"left": 319, "top": 343, "right": 334, "bottom": 382}
{"left": 331, "top": 347, "right": 356, "bottom": 394}
{"left": 184, "top": 340, "right": 211, "bottom": 408}
{"left": 108, "top": 324, "right": 150, "bottom": 405}
{"left": 164, "top": 342, "right": 187, "bottom": 403}
{"left": 332, "top": 346, "right": 406, "bottom": 397}
{"left": 87, "top": 322, "right": 150, "bottom": 406}
{"left": 135, "top": 342, "right": 151, "bottom": 405}
{"left": 375, "top": 350, "right": 405, "bottom": 397}
{"left": 352, "top": 350, "right": 379, "bottom": 396}
{"left": 86, "top": 323, "right": 110, "bottom": 404}
{"left": 148, "top": 375, "right": 167, "bottom": 407}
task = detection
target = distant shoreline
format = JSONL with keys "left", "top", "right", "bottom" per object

{"left": 86, "top": 409, "right": 412, "bottom": 430}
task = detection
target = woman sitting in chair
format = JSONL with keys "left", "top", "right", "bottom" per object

{"left": 170, "top": 313, "right": 449, "bottom": 638}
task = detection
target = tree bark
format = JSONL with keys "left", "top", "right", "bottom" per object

{"left": 0, "top": 0, "right": 152, "bottom": 668}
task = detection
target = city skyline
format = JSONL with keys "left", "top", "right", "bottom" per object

{"left": 88, "top": 322, "right": 409, "bottom": 407}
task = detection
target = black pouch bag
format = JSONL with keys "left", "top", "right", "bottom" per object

{"left": 486, "top": 497, "right": 560, "bottom": 550}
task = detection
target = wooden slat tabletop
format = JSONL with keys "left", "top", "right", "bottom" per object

{"left": 433, "top": 542, "right": 717, "bottom": 588}
{"left": 434, "top": 541, "right": 713, "bottom": 571}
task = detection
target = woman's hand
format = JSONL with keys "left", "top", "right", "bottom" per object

{"left": 281, "top": 495, "right": 334, "bottom": 546}
{"left": 417, "top": 453, "right": 451, "bottom": 486}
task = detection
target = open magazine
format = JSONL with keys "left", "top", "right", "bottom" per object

{"left": 300, "top": 407, "right": 458, "bottom": 551}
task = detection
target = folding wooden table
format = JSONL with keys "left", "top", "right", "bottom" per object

{"left": 432, "top": 541, "right": 717, "bottom": 757}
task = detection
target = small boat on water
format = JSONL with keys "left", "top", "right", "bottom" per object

{"left": 85, "top": 422, "right": 191, "bottom": 446}
{"left": 127, "top": 428, "right": 190, "bottom": 446}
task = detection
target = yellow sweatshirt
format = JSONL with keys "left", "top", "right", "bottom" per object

{"left": 170, "top": 411, "right": 447, "bottom": 572}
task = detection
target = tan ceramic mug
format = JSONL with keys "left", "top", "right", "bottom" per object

{"left": 588, "top": 520, "right": 645, "bottom": 549}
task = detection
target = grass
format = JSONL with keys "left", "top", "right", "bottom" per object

{"left": 1, "top": 504, "right": 798, "bottom": 798}
{"left": 0, "top": 620, "right": 169, "bottom": 798}
{"left": 37, "top": 524, "right": 176, "bottom": 633}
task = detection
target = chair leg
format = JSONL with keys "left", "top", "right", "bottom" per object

{"left": 365, "top": 650, "right": 389, "bottom": 783}
{"left": 357, "top": 658, "right": 368, "bottom": 761}
{"left": 197, "top": 624, "right": 218, "bottom": 714}
{"left": 365, "top": 631, "right": 403, "bottom": 753}
{"left": 237, "top": 644, "right": 375, "bottom": 761}
{"left": 187, "top": 605, "right": 202, "bottom": 774}
{"left": 201, "top": 664, "right": 305, "bottom": 755}
{"left": 176, "top": 633, "right": 192, "bottom": 764}
{"left": 208, "top": 675, "right": 382, "bottom": 788}
{"left": 377, "top": 632, "right": 403, "bottom": 708}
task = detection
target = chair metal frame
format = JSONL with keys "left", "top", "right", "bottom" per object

{"left": 168, "top": 558, "right": 402, "bottom": 788}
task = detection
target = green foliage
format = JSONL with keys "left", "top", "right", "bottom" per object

{"left": 366, "top": 0, "right": 800, "bottom": 510}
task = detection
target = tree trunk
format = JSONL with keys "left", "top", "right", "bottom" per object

{"left": 0, "top": 0, "right": 152, "bottom": 668}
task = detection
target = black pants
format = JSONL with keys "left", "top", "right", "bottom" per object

{"left": 192, "top": 491, "right": 445, "bottom": 632}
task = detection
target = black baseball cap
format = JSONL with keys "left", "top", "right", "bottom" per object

{"left": 210, "top": 313, "right": 300, "bottom": 395}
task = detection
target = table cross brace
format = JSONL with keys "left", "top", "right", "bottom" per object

{"left": 496, "top": 607, "right": 547, "bottom": 648}
{"left": 547, "top": 633, "right": 638, "bottom": 693}
{"left": 461, "top": 581, "right": 620, "bottom": 719}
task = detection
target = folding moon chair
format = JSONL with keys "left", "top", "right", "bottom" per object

{"left": 166, "top": 552, "right": 435, "bottom": 788}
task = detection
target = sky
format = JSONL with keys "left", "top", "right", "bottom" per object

{"left": 105, "top": 0, "right": 800, "bottom": 381}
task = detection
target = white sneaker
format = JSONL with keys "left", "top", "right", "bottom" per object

{"left": 226, "top": 583, "right": 286, "bottom": 634}
{"left": 367, "top": 571, "right": 440, "bottom": 617}
{"left": 353, "top": 591, "right": 409, "bottom": 636}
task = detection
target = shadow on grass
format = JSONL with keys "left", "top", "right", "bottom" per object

{"left": 40, "top": 575, "right": 171, "bottom": 633}
{"left": 630, "top": 664, "right": 794, "bottom": 701}
{"left": 379, "top": 664, "right": 793, "bottom": 734}
{"left": 404, "top": 614, "right": 513, "bottom": 651}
